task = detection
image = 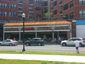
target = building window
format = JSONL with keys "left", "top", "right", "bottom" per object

{"left": 59, "top": 0, "right": 62, "bottom": 4}
{"left": 42, "top": 1, "right": 48, "bottom": 6}
{"left": 79, "top": 0, "right": 85, "bottom": 5}
{"left": 0, "top": 3, "right": 4, "bottom": 8}
{"left": 52, "top": 1, "right": 57, "bottom": 7}
{"left": 8, "top": 12, "right": 16, "bottom": 17}
{"left": 69, "top": 1, "right": 74, "bottom": 8}
{"left": 0, "top": 12, "right": 5, "bottom": 16}
{"left": 0, "top": 11, "right": 16, "bottom": 17}
{"left": 63, "top": 4, "right": 68, "bottom": 10}
{"left": 7, "top": 4, "right": 16, "bottom": 8}
{"left": 29, "top": 0, "right": 34, "bottom": 4}
{"left": 18, "top": 0, "right": 23, "bottom": 3}
{"left": 79, "top": 10, "right": 85, "bottom": 18}
{"left": 69, "top": 12, "right": 74, "bottom": 19}
{"left": 0, "top": 19, "right": 6, "bottom": 22}
{"left": 0, "top": 3, "right": 16, "bottom": 8}
{"left": 29, "top": 13, "right": 34, "bottom": 16}
{"left": 53, "top": 10, "right": 57, "bottom": 15}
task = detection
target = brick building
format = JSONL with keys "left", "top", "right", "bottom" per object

{"left": 0, "top": 0, "right": 85, "bottom": 22}
{"left": 50, "top": 0, "right": 85, "bottom": 20}
{"left": 35, "top": 0, "right": 48, "bottom": 21}
{"left": 0, "top": 0, "right": 48, "bottom": 22}
{"left": 0, "top": 0, "right": 18, "bottom": 22}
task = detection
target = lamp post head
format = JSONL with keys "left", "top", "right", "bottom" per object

{"left": 22, "top": 13, "right": 26, "bottom": 18}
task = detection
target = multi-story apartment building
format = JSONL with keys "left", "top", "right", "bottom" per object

{"left": 0, "top": 0, "right": 49, "bottom": 40}
{"left": 0, "top": 0, "right": 18, "bottom": 22}
{"left": 50, "top": 0, "right": 57, "bottom": 20}
{"left": 35, "top": 0, "right": 48, "bottom": 21}
{"left": 78, "top": 0, "right": 85, "bottom": 19}
{"left": 27, "top": 0, "right": 35, "bottom": 21}
{"left": 0, "top": 0, "right": 85, "bottom": 22}
{"left": 50, "top": 0, "right": 85, "bottom": 20}
{"left": 18, "top": 0, "right": 29, "bottom": 20}
{"left": 0, "top": 0, "right": 48, "bottom": 22}
{"left": 0, "top": 0, "right": 33, "bottom": 22}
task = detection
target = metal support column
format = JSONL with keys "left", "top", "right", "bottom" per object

{"left": 3, "top": 23, "right": 5, "bottom": 41}
{"left": 70, "top": 24, "right": 72, "bottom": 38}
{"left": 19, "top": 27, "right": 21, "bottom": 42}
{"left": 58, "top": 31, "right": 59, "bottom": 38}
{"left": 35, "top": 27, "right": 38, "bottom": 38}
{"left": 52, "top": 27, "right": 55, "bottom": 41}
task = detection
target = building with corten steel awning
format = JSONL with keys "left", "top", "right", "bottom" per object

{"left": 3, "top": 20, "right": 72, "bottom": 44}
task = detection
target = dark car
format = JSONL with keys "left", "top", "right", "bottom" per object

{"left": 25, "top": 38, "right": 44, "bottom": 46}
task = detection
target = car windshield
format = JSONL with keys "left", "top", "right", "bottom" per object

{"left": 33, "top": 38, "right": 41, "bottom": 40}
{"left": 34, "top": 39, "right": 40, "bottom": 40}
{"left": 71, "top": 39, "right": 81, "bottom": 41}
{"left": 5, "top": 40, "right": 11, "bottom": 42}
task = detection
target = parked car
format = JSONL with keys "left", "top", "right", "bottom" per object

{"left": 25, "top": 38, "right": 45, "bottom": 46}
{"left": 0, "top": 39, "right": 18, "bottom": 46}
{"left": 61, "top": 37, "right": 85, "bottom": 47}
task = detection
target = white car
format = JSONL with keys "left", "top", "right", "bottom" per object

{"left": 0, "top": 39, "right": 18, "bottom": 46}
{"left": 61, "top": 37, "right": 85, "bottom": 47}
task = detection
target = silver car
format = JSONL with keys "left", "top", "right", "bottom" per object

{"left": 0, "top": 39, "right": 18, "bottom": 46}
{"left": 61, "top": 37, "right": 85, "bottom": 47}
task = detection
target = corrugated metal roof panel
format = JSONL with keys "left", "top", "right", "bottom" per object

{"left": 4, "top": 20, "right": 71, "bottom": 26}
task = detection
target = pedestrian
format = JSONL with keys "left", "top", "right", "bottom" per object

{"left": 74, "top": 40, "right": 80, "bottom": 54}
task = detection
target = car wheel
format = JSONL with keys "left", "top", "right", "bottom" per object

{"left": 40, "top": 43, "right": 44, "bottom": 46}
{"left": 0, "top": 43, "right": 1, "bottom": 46}
{"left": 9, "top": 43, "right": 13, "bottom": 46}
{"left": 26, "top": 42, "right": 31, "bottom": 46}
{"left": 62, "top": 43, "right": 67, "bottom": 46}
{"left": 26, "top": 43, "right": 29, "bottom": 46}
{"left": 28, "top": 43, "right": 31, "bottom": 46}
{"left": 79, "top": 43, "right": 83, "bottom": 47}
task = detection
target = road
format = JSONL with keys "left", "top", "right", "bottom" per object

{"left": 0, "top": 45, "right": 85, "bottom": 53}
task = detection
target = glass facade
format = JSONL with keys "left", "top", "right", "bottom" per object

{"left": 0, "top": 3, "right": 16, "bottom": 8}
{"left": 79, "top": 10, "right": 85, "bottom": 18}
{"left": 29, "top": 0, "right": 34, "bottom": 4}
{"left": 18, "top": 0, "right": 24, "bottom": 17}
{"left": 79, "top": 0, "right": 85, "bottom": 5}
{"left": 0, "top": 12, "right": 16, "bottom": 17}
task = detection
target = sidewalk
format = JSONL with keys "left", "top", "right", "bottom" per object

{"left": 0, "top": 54, "right": 85, "bottom": 63}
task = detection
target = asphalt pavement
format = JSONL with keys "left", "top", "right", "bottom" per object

{"left": 0, "top": 45, "right": 85, "bottom": 53}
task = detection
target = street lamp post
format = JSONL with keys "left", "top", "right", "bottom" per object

{"left": 22, "top": 13, "right": 26, "bottom": 52}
